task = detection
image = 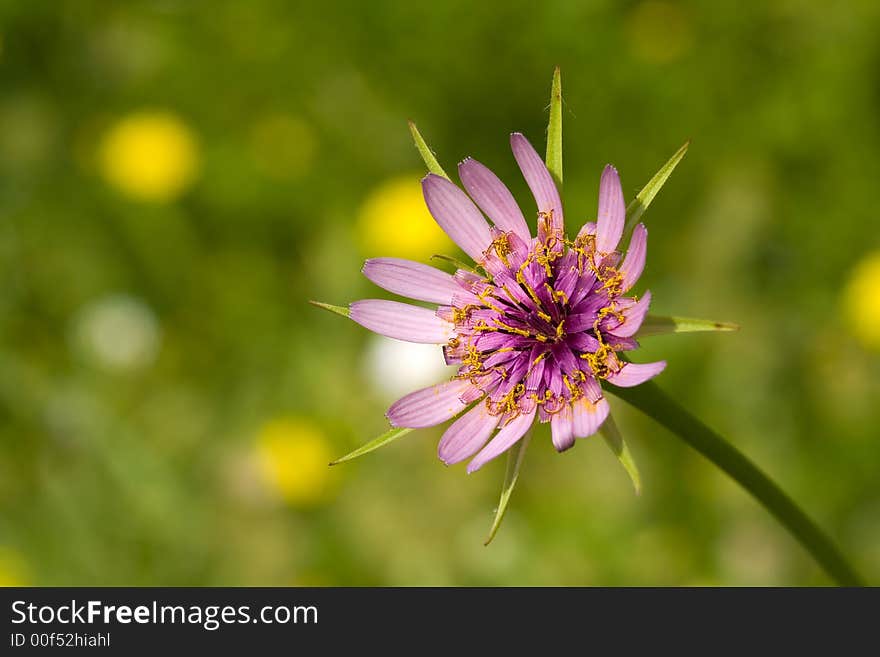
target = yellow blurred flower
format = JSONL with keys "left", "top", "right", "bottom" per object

{"left": 249, "top": 114, "right": 316, "bottom": 181}
{"left": 626, "top": 1, "right": 692, "bottom": 64}
{"left": 842, "top": 250, "right": 880, "bottom": 350}
{"left": 256, "top": 418, "right": 336, "bottom": 507}
{"left": 356, "top": 175, "right": 453, "bottom": 260}
{"left": 0, "top": 547, "right": 30, "bottom": 587}
{"left": 99, "top": 111, "right": 199, "bottom": 202}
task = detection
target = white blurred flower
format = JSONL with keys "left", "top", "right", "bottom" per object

{"left": 362, "top": 335, "right": 455, "bottom": 400}
{"left": 72, "top": 294, "right": 161, "bottom": 372}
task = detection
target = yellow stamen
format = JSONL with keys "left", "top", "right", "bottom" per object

{"left": 477, "top": 288, "right": 504, "bottom": 314}
{"left": 492, "top": 320, "right": 534, "bottom": 338}
{"left": 489, "top": 232, "right": 512, "bottom": 267}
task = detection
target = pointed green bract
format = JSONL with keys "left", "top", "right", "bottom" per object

{"left": 330, "top": 426, "right": 414, "bottom": 465}
{"left": 408, "top": 120, "right": 449, "bottom": 180}
{"left": 545, "top": 66, "right": 563, "bottom": 187}
{"left": 599, "top": 415, "right": 642, "bottom": 495}
{"left": 484, "top": 431, "right": 531, "bottom": 546}
{"left": 638, "top": 314, "right": 740, "bottom": 338}
{"left": 308, "top": 300, "right": 350, "bottom": 319}
{"left": 430, "top": 254, "right": 477, "bottom": 273}
{"left": 624, "top": 141, "right": 689, "bottom": 233}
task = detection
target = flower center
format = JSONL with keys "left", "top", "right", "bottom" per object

{"left": 442, "top": 225, "right": 635, "bottom": 423}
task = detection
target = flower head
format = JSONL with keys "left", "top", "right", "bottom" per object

{"left": 349, "top": 133, "right": 665, "bottom": 472}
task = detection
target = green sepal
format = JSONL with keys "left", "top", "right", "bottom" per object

{"left": 545, "top": 66, "right": 563, "bottom": 187}
{"left": 624, "top": 141, "right": 689, "bottom": 233}
{"left": 599, "top": 415, "right": 642, "bottom": 495}
{"left": 638, "top": 314, "right": 740, "bottom": 338}
{"left": 330, "top": 426, "right": 414, "bottom": 465}
{"left": 484, "top": 431, "right": 531, "bottom": 546}
{"left": 408, "top": 120, "right": 450, "bottom": 180}
{"left": 430, "top": 254, "right": 478, "bottom": 273}
{"left": 308, "top": 300, "right": 350, "bottom": 319}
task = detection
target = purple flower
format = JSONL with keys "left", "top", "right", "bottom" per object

{"left": 350, "top": 133, "right": 665, "bottom": 473}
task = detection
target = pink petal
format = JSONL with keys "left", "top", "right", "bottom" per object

{"left": 458, "top": 158, "right": 531, "bottom": 242}
{"left": 510, "top": 133, "right": 564, "bottom": 232}
{"left": 620, "top": 223, "right": 647, "bottom": 292}
{"left": 350, "top": 299, "right": 453, "bottom": 343}
{"left": 596, "top": 165, "right": 625, "bottom": 253}
{"left": 608, "top": 291, "right": 652, "bottom": 338}
{"left": 438, "top": 402, "right": 501, "bottom": 465}
{"left": 576, "top": 220, "right": 597, "bottom": 240}
{"left": 421, "top": 173, "right": 493, "bottom": 262}
{"left": 606, "top": 361, "right": 666, "bottom": 388}
{"left": 569, "top": 332, "right": 600, "bottom": 353}
{"left": 550, "top": 403, "right": 575, "bottom": 452}
{"left": 362, "top": 258, "right": 461, "bottom": 305}
{"left": 466, "top": 408, "right": 536, "bottom": 473}
{"left": 571, "top": 396, "right": 610, "bottom": 438}
{"left": 524, "top": 349, "right": 547, "bottom": 392}
{"left": 387, "top": 379, "right": 473, "bottom": 428}
{"left": 565, "top": 311, "right": 598, "bottom": 333}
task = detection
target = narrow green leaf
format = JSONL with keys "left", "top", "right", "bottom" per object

{"left": 599, "top": 415, "right": 642, "bottom": 495}
{"left": 308, "top": 300, "right": 350, "bottom": 319}
{"left": 638, "top": 314, "right": 740, "bottom": 338}
{"left": 430, "top": 253, "right": 477, "bottom": 273}
{"left": 330, "top": 426, "right": 413, "bottom": 465}
{"left": 624, "top": 141, "right": 689, "bottom": 233}
{"left": 408, "top": 120, "right": 450, "bottom": 180}
{"left": 545, "top": 66, "right": 563, "bottom": 187}
{"left": 484, "top": 431, "right": 531, "bottom": 546}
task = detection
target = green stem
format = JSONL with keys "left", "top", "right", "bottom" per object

{"left": 611, "top": 381, "right": 864, "bottom": 586}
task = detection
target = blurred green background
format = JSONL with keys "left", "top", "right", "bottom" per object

{"left": 1, "top": 0, "right": 879, "bottom": 586}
